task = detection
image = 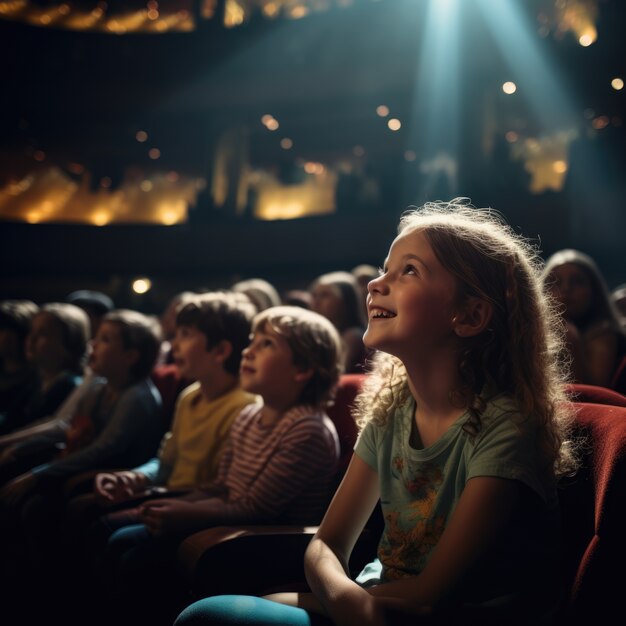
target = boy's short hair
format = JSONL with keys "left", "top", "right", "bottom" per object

{"left": 41, "top": 303, "right": 91, "bottom": 373}
{"left": 103, "top": 309, "right": 162, "bottom": 381}
{"left": 0, "top": 299, "right": 39, "bottom": 343}
{"left": 253, "top": 305, "right": 343, "bottom": 408}
{"left": 176, "top": 292, "right": 256, "bottom": 376}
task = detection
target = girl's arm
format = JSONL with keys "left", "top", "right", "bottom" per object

{"left": 366, "top": 475, "right": 522, "bottom": 613}
{"left": 304, "top": 453, "right": 384, "bottom": 626}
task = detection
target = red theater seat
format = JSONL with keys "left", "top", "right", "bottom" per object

{"left": 566, "top": 382, "right": 626, "bottom": 406}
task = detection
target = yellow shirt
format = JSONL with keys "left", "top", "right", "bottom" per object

{"left": 159, "top": 382, "right": 258, "bottom": 489}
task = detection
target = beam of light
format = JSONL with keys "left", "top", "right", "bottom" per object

{"left": 404, "top": 0, "right": 461, "bottom": 201}
{"left": 474, "top": 0, "right": 578, "bottom": 129}
{"left": 473, "top": 0, "right": 622, "bottom": 244}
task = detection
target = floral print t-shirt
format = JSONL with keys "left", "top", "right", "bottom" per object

{"left": 354, "top": 393, "right": 560, "bottom": 606}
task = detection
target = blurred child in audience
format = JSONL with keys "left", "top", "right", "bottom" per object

{"left": 0, "top": 309, "right": 162, "bottom": 504}
{"left": 66, "top": 289, "right": 115, "bottom": 339}
{"left": 352, "top": 263, "right": 379, "bottom": 320}
{"left": 232, "top": 278, "right": 281, "bottom": 313}
{"left": 310, "top": 270, "right": 367, "bottom": 373}
{"left": 0, "top": 300, "right": 40, "bottom": 436}
{"left": 175, "top": 199, "right": 578, "bottom": 626}
{"left": 283, "top": 289, "right": 313, "bottom": 310}
{"left": 543, "top": 249, "right": 626, "bottom": 387}
{"left": 101, "top": 305, "right": 342, "bottom": 625}
{"left": 0, "top": 303, "right": 88, "bottom": 441}
{"left": 159, "top": 291, "right": 197, "bottom": 366}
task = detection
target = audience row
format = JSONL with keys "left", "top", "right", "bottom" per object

{"left": 0, "top": 225, "right": 625, "bottom": 625}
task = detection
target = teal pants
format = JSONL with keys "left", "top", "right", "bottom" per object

{"left": 174, "top": 595, "right": 332, "bottom": 626}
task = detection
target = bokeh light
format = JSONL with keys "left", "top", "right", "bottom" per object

{"left": 132, "top": 278, "right": 152, "bottom": 294}
{"left": 502, "top": 81, "right": 517, "bottom": 94}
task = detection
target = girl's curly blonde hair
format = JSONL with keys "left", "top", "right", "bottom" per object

{"left": 353, "top": 198, "right": 578, "bottom": 477}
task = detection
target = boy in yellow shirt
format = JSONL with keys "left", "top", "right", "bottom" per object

{"left": 91, "top": 291, "right": 258, "bottom": 516}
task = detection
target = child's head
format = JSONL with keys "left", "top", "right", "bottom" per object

{"left": 0, "top": 299, "right": 39, "bottom": 364}
{"left": 95, "top": 309, "right": 161, "bottom": 382}
{"left": 356, "top": 198, "right": 575, "bottom": 475}
{"left": 282, "top": 289, "right": 313, "bottom": 310}
{"left": 26, "top": 303, "right": 91, "bottom": 375}
{"left": 66, "top": 289, "right": 115, "bottom": 338}
{"left": 173, "top": 292, "right": 256, "bottom": 379}
{"left": 543, "top": 249, "right": 621, "bottom": 332}
{"left": 160, "top": 291, "right": 197, "bottom": 341}
{"left": 243, "top": 305, "right": 342, "bottom": 408}
{"left": 231, "top": 278, "right": 282, "bottom": 313}
{"left": 309, "top": 271, "right": 365, "bottom": 331}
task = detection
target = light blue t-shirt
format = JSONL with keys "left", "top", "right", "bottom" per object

{"left": 354, "top": 393, "right": 560, "bottom": 605}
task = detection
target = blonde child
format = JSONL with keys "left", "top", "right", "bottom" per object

{"left": 175, "top": 199, "right": 578, "bottom": 626}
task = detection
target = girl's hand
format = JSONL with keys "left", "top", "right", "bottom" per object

{"left": 333, "top": 591, "right": 389, "bottom": 626}
{"left": 370, "top": 594, "right": 434, "bottom": 626}
{"left": 139, "top": 498, "right": 198, "bottom": 537}
{"left": 264, "top": 590, "right": 389, "bottom": 626}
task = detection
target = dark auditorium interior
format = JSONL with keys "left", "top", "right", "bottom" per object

{"left": 1, "top": 0, "right": 625, "bottom": 312}
{"left": 2, "top": 3, "right": 626, "bottom": 626}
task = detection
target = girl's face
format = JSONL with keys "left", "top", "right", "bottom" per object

{"left": 89, "top": 321, "right": 133, "bottom": 379}
{"left": 310, "top": 284, "right": 345, "bottom": 329}
{"left": 25, "top": 312, "right": 68, "bottom": 373}
{"left": 239, "top": 325, "right": 304, "bottom": 403}
{"left": 364, "top": 229, "right": 459, "bottom": 363}
{"left": 171, "top": 325, "right": 218, "bottom": 381}
{"left": 548, "top": 263, "right": 593, "bottom": 322}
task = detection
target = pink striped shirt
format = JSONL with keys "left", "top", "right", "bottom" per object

{"left": 202, "top": 403, "right": 340, "bottom": 525}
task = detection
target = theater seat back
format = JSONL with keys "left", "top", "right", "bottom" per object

{"left": 557, "top": 401, "right": 626, "bottom": 624}
{"left": 566, "top": 383, "right": 626, "bottom": 407}
{"left": 326, "top": 373, "right": 365, "bottom": 480}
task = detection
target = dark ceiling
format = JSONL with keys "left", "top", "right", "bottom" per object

{"left": 4, "top": 0, "right": 624, "bottom": 182}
